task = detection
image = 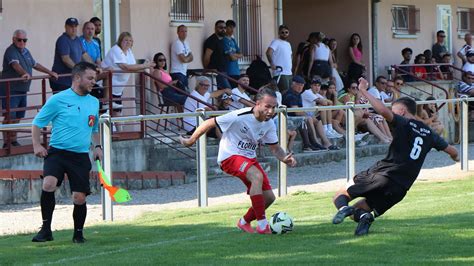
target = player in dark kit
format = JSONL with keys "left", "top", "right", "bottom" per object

{"left": 331, "top": 78, "right": 459, "bottom": 236}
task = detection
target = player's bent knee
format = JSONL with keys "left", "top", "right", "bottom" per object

{"left": 42, "top": 176, "right": 58, "bottom": 192}
{"left": 72, "top": 192, "right": 87, "bottom": 205}
{"left": 246, "top": 166, "right": 264, "bottom": 184}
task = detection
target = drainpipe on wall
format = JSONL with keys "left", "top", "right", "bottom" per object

{"left": 371, "top": 0, "right": 379, "bottom": 81}
{"left": 276, "top": 0, "right": 283, "bottom": 27}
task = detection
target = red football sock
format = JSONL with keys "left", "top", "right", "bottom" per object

{"left": 250, "top": 194, "right": 266, "bottom": 221}
{"left": 243, "top": 207, "right": 256, "bottom": 223}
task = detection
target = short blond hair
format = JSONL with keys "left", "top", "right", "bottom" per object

{"left": 116, "top": 32, "right": 133, "bottom": 49}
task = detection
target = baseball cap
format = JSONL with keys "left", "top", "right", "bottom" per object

{"left": 292, "top": 75, "right": 305, "bottom": 84}
{"left": 65, "top": 17, "right": 79, "bottom": 26}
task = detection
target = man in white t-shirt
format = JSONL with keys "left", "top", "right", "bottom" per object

{"left": 367, "top": 76, "right": 387, "bottom": 102}
{"left": 230, "top": 74, "right": 255, "bottom": 110}
{"left": 266, "top": 25, "right": 293, "bottom": 93}
{"left": 170, "top": 25, "right": 193, "bottom": 90}
{"left": 183, "top": 76, "right": 231, "bottom": 134}
{"left": 457, "top": 33, "right": 472, "bottom": 65}
{"left": 462, "top": 50, "right": 474, "bottom": 74}
{"left": 180, "top": 87, "right": 296, "bottom": 234}
{"left": 301, "top": 79, "right": 342, "bottom": 138}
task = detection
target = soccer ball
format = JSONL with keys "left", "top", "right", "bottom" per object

{"left": 269, "top": 212, "right": 294, "bottom": 234}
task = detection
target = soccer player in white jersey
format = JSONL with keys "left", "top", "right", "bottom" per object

{"left": 181, "top": 87, "right": 296, "bottom": 234}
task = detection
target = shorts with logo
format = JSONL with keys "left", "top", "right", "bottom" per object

{"left": 220, "top": 155, "right": 271, "bottom": 194}
{"left": 43, "top": 146, "right": 92, "bottom": 195}
{"left": 347, "top": 171, "right": 407, "bottom": 217}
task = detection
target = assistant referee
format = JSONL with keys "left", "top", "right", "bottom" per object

{"left": 31, "top": 62, "right": 102, "bottom": 243}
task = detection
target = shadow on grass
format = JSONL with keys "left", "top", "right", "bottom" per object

{"left": 0, "top": 212, "right": 472, "bottom": 265}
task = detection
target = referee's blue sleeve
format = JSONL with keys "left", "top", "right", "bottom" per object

{"left": 32, "top": 97, "right": 58, "bottom": 128}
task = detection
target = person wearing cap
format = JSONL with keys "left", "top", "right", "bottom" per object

{"left": 217, "top": 93, "right": 234, "bottom": 111}
{"left": 183, "top": 76, "right": 231, "bottom": 136}
{"left": 1, "top": 29, "right": 58, "bottom": 149}
{"left": 50, "top": 18, "right": 94, "bottom": 93}
{"left": 230, "top": 74, "right": 254, "bottom": 110}
{"left": 462, "top": 49, "right": 474, "bottom": 74}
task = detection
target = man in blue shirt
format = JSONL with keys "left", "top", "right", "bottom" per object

{"left": 223, "top": 20, "right": 242, "bottom": 87}
{"left": 31, "top": 62, "right": 102, "bottom": 244}
{"left": 50, "top": 18, "right": 93, "bottom": 93}
{"left": 1, "top": 29, "right": 58, "bottom": 148}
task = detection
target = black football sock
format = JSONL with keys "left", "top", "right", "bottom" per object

{"left": 73, "top": 203, "right": 87, "bottom": 236}
{"left": 334, "top": 195, "right": 350, "bottom": 209}
{"left": 354, "top": 208, "right": 370, "bottom": 223}
{"left": 40, "top": 190, "right": 56, "bottom": 230}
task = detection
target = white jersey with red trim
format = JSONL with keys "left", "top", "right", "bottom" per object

{"left": 215, "top": 107, "right": 278, "bottom": 163}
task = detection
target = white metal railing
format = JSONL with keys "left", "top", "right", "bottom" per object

{"left": 1, "top": 97, "right": 471, "bottom": 221}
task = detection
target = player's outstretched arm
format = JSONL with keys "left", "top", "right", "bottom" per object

{"left": 358, "top": 78, "right": 394, "bottom": 122}
{"left": 269, "top": 144, "right": 297, "bottom": 167}
{"left": 180, "top": 118, "right": 217, "bottom": 147}
{"left": 444, "top": 145, "right": 459, "bottom": 162}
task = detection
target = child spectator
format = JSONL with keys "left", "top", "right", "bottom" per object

{"left": 413, "top": 54, "right": 427, "bottom": 80}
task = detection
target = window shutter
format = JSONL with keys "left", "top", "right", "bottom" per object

{"left": 469, "top": 8, "right": 474, "bottom": 32}
{"left": 408, "top": 5, "right": 420, "bottom": 34}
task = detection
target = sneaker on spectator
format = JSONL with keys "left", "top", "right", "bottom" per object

{"left": 355, "top": 132, "right": 370, "bottom": 142}
{"left": 325, "top": 129, "right": 339, "bottom": 139}
{"left": 329, "top": 129, "right": 343, "bottom": 138}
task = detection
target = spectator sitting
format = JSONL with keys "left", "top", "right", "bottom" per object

{"left": 50, "top": 18, "right": 94, "bottom": 93}
{"left": 457, "top": 33, "right": 472, "bottom": 65}
{"left": 151, "top": 52, "right": 186, "bottom": 106}
{"left": 391, "top": 76, "right": 404, "bottom": 100}
{"left": 423, "top": 96, "right": 444, "bottom": 135}
{"left": 429, "top": 56, "right": 444, "bottom": 80}
{"left": 462, "top": 50, "right": 474, "bottom": 74}
{"left": 170, "top": 25, "right": 193, "bottom": 91}
{"left": 223, "top": 20, "right": 243, "bottom": 86}
{"left": 413, "top": 54, "right": 428, "bottom": 80}
{"left": 1, "top": 29, "right": 58, "bottom": 148}
{"left": 203, "top": 20, "right": 231, "bottom": 90}
{"left": 363, "top": 76, "right": 393, "bottom": 142}
{"left": 230, "top": 74, "right": 254, "bottom": 110}
{"left": 423, "top": 49, "right": 434, "bottom": 79}
{"left": 440, "top": 53, "right": 453, "bottom": 80}
{"left": 217, "top": 93, "right": 234, "bottom": 111}
{"left": 457, "top": 71, "right": 474, "bottom": 96}
{"left": 183, "top": 76, "right": 231, "bottom": 136}
{"left": 399, "top": 47, "right": 414, "bottom": 82}
{"left": 432, "top": 30, "right": 448, "bottom": 63}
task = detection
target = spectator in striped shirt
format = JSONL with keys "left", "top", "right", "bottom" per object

{"left": 457, "top": 71, "right": 474, "bottom": 96}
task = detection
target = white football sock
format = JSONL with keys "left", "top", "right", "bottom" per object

{"left": 328, "top": 124, "right": 334, "bottom": 131}
{"left": 240, "top": 218, "right": 247, "bottom": 225}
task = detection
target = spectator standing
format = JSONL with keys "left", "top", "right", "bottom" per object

{"left": 223, "top": 20, "right": 243, "bottom": 85}
{"left": 399, "top": 47, "right": 414, "bottom": 82}
{"left": 151, "top": 52, "right": 186, "bottom": 105}
{"left": 101, "top": 32, "right": 155, "bottom": 115}
{"left": 432, "top": 30, "right": 448, "bottom": 63}
{"left": 203, "top": 20, "right": 231, "bottom": 90}
{"left": 307, "top": 32, "right": 333, "bottom": 82}
{"left": 457, "top": 33, "right": 472, "bottom": 65}
{"left": 50, "top": 18, "right": 93, "bottom": 93}
{"left": 462, "top": 50, "right": 474, "bottom": 74}
{"left": 328, "top": 38, "right": 344, "bottom": 94}
{"left": 347, "top": 33, "right": 365, "bottom": 82}
{"left": 230, "top": 74, "right": 254, "bottom": 110}
{"left": 183, "top": 76, "right": 231, "bottom": 134}
{"left": 266, "top": 25, "right": 293, "bottom": 93}
{"left": 1, "top": 29, "right": 58, "bottom": 148}
{"left": 79, "top": 22, "right": 101, "bottom": 65}
{"left": 90, "top": 17, "right": 102, "bottom": 59}
{"left": 170, "top": 25, "right": 193, "bottom": 90}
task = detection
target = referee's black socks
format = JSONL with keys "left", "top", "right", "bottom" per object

{"left": 40, "top": 190, "right": 56, "bottom": 230}
{"left": 73, "top": 203, "right": 87, "bottom": 235}
{"left": 334, "top": 195, "right": 350, "bottom": 209}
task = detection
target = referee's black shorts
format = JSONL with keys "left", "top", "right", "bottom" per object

{"left": 43, "top": 147, "right": 92, "bottom": 195}
{"left": 347, "top": 171, "right": 407, "bottom": 217}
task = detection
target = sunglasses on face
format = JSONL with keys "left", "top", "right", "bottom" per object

{"left": 396, "top": 82, "right": 403, "bottom": 86}
{"left": 15, "top": 38, "right": 28, "bottom": 43}
{"left": 280, "top": 31, "right": 289, "bottom": 34}
{"left": 439, "top": 35, "right": 446, "bottom": 38}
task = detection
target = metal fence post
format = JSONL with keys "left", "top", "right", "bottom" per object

{"left": 100, "top": 113, "right": 113, "bottom": 221}
{"left": 195, "top": 108, "right": 208, "bottom": 207}
{"left": 460, "top": 97, "right": 468, "bottom": 171}
{"left": 345, "top": 103, "right": 356, "bottom": 183}
{"left": 277, "top": 105, "right": 288, "bottom": 197}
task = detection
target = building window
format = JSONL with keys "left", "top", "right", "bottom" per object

{"left": 457, "top": 8, "right": 474, "bottom": 35}
{"left": 391, "top": 5, "right": 420, "bottom": 35}
{"left": 232, "top": 0, "right": 262, "bottom": 64}
{"left": 170, "top": 0, "right": 203, "bottom": 22}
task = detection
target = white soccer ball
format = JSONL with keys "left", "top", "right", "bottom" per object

{"left": 269, "top": 212, "right": 294, "bottom": 234}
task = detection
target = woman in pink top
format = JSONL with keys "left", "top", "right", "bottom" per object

{"left": 151, "top": 52, "right": 187, "bottom": 105}
{"left": 348, "top": 33, "right": 365, "bottom": 82}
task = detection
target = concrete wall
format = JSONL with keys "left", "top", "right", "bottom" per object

{"left": 282, "top": 0, "right": 372, "bottom": 81}
{"left": 375, "top": 0, "right": 474, "bottom": 77}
